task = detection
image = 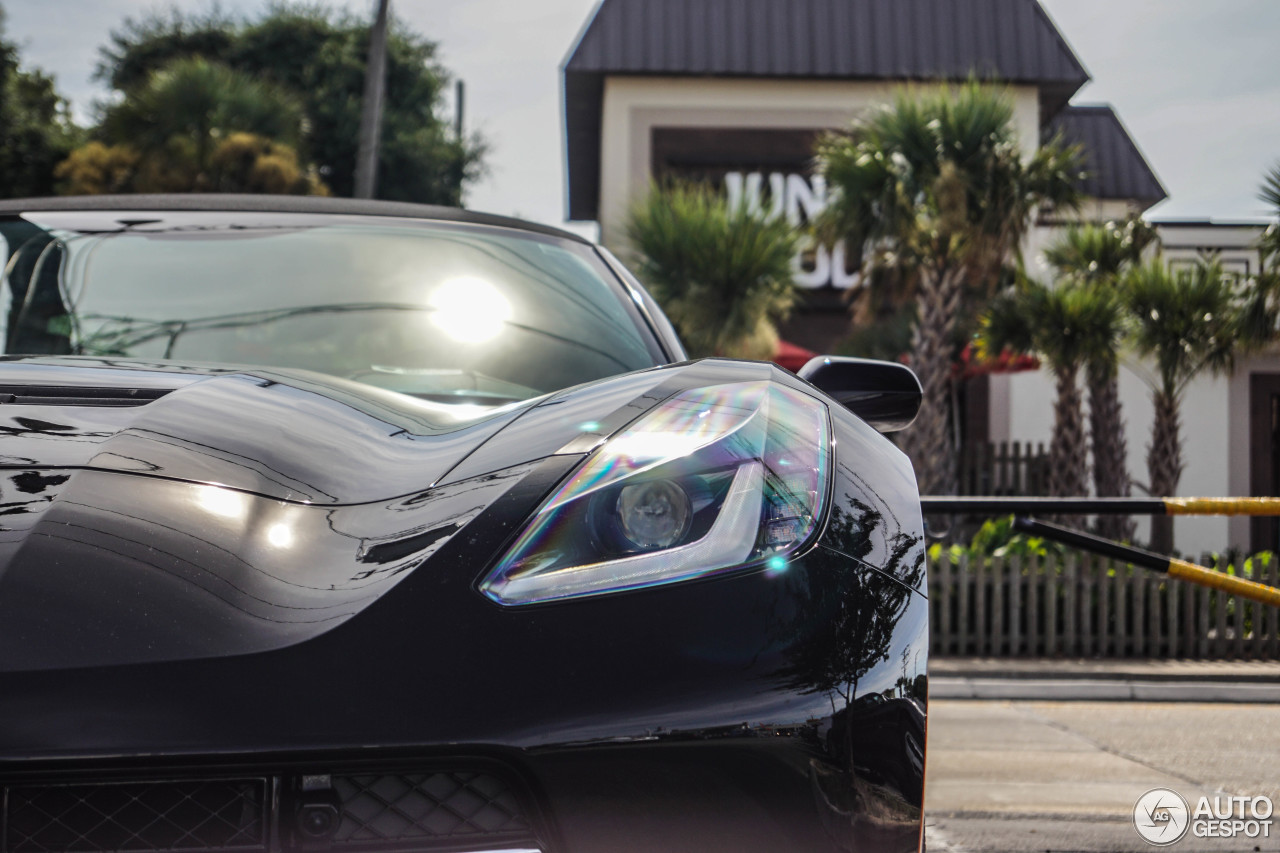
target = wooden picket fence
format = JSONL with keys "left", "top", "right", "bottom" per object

{"left": 957, "top": 441, "right": 1050, "bottom": 497}
{"left": 929, "top": 550, "right": 1280, "bottom": 659}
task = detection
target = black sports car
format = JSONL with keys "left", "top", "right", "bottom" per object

{"left": 0, "top": 196, "right": 928, "bottom": 853}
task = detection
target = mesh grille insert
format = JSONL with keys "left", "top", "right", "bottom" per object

{"left": 329, "top": 772, "right": 530, "bottom": 845}
{"left": 3, "top": 779, "right": 267, "bottom": 853}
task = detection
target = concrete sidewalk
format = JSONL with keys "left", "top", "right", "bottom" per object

{"left": 924, "top": 699, "right": 1280, "bottom": 851}
{"left": 930, "top": 657, "right": 1280, "bottom": 702}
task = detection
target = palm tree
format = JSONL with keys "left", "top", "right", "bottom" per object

{"left": 1043, "top": 218, "right": 1156, "bottom": 286}
{"left": 815, "top": 81, "right": 1082, "bottom": 495}
{"left": 1044, "top": 220, "right": 1156, "bottom": 539}
{"left": 625, "top": 182, "right": 800, "bottom": 359}
{"left": 981, "top": 279, "right": 1121, "bottom": 503}
{"left": 1076, "top": 292, "right": 1134, "bottom": 540}
{"left": 1261, "top": 162, "right": 1280, "bottom": 272}
{"left": 1124, "top": 259, "right": 1276, "bottom": 552}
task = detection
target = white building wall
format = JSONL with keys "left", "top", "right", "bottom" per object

{"left": 1159, "top": 223, "right": 1268, "bottom": 279}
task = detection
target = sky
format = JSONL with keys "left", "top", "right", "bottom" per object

{"left": 3, "top": 0, "right": 1279, "bottom": 234}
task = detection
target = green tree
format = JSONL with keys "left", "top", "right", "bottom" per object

{"left": 1124, "top": 259, "right": 1277, "bottom": 552}
{"left": 626, "top": 183, "right": 800, "bottom": 360}
{"left": 1044, "top": 219, "right": 1156, "bottom": 539}
{"left": 58, "top": 57, "right": 321, "bottom": 196}
{"left": 96, "top": 57, "right": 310, "bottom": 190}
{"left": 0, "top": 4, "right": 82, "bottom": 198}
{"left": 981, "top": 279, "right": 1125, "bottom": 503}
{"left": 94, "top": 4, "right": 482, "bottom": 205}
{"left": 54, "top": 141, "right": 139, "bottom": 195}
{"left": 206, "top": 132, "right": 324, "bottom": 195}
{"left": 815, "top": 81, "right": 1081, "bottom": 495}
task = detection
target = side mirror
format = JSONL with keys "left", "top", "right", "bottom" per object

{"left": 797, "top": 356, "right": 922, "bottom": 433}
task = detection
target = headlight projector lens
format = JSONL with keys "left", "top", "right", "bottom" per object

{"left": 480, "top": 380, "right": 830, "bottom": 605}
{"left": 617, "top": 480, "right": 692, "bottom": 549}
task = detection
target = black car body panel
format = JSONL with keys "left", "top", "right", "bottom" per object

{"left": 0, "top": 199, "right": 927, "bottom": 853}
{"left": 0, "top": 359, "right": 532, "bottom": 502}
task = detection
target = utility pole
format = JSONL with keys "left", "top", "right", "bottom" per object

{"left": 454, "top": 80, "right": 465, "bottom": 141}
{"left": 354, "top": 0, "right": 390, "bottom": 199}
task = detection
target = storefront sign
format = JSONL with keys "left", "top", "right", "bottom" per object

{"left": 724, "top": 171, "right": 862, "bottom": 290}
{"left": 650, "top": 127, "right": 862, "bottom": 292}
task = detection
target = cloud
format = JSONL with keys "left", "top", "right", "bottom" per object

{"left": 6, "top": 0, "right": 1278, "bottom": 227}
{"left": 1041, "top": 0, "right": 1280, "bottom": 218}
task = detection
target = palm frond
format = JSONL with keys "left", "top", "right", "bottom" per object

{"left": 976, "top": 285, "right": 1035, "bottom": 361}
{"left": 1123, "top": 259, "right": 1261, "bottom": 397}
{"left": 816, "top": 79, "right": 1081, "bottom": 295}
{"left": 1261, "top": 163, "right": 1280, "bottom": 269}
{"left": 978, "top": 278, "right": 1121, "bottom": 379}
{"left": 1044, "top": 218, "right": 1156, "bottom": 285}
{"left": 625, "top": 182, "right": 800, "bottom": 359}
{"left": 1260, "top": 161, "right": 1280, "bottom": 214}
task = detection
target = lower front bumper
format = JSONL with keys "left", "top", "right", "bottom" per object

{"left": 527, "top": 737, "right": 921, "bottom": 853}
{"left": 1, "top": 758, "right": 548, "bottom": 853}
{"left": 0, "top": 735, "right": 922, "bottom": 853}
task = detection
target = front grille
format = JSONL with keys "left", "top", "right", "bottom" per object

{"left": 3, "top": 780, "right": 266, "bottom": 853}
{"left": 328, "top": 772, "right": 530, "bottom": 846}
{"left": 2, "top": 767, "right": 542, "bottom": 853}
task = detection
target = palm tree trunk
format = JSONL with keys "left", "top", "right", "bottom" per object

{"left": 902, "top": 266, "right": 963, "bottom": 496}
{"left": 1086, "top": 361, "right": 1134, "bottom": 540}
{"left": 1147, "top": 388, "right": 1184, "bottom": 554}
{"left": 196, "top": 117, "right": 211, "bottom": 191}
{"left": 1049, "top": 367, "right": 1088, "bottom": 515}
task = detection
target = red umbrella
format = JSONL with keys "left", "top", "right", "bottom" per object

{"left": 773, "top": 339, "right": 818, "bottom": 373}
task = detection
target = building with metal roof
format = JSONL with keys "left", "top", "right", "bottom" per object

{"left": 564, "top": 0, "right": 1098, "bottom": 223}
{"left": 559, "top": 0, "right": 1173, "bottom": 324}
{"left": 1046, "top": 105, "right": 1167, "bottom": 210}
{"left": 559, "top": 0, "right": 1277, "bottom": 558}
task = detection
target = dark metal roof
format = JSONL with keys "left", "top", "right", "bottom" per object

{"left": 0, "top": 194, "right": 591, "bottom": 244}
{"left": 564, "top": 0, "right": 1091, "bottom": 220}
{"left": 1045, "top": 106, "right": 1167, "bottom": 209}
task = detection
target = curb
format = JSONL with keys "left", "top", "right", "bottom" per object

{"left": 930, "top": 676, "right": 1280, "bottom": 703}
{"left": 928, "top": 659, "right": 1280, "bottom": 684}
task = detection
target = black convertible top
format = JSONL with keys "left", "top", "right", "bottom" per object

{"left": 0, "top": 194, "right": 591, "bottom": 244}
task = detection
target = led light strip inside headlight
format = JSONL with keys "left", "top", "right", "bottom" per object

{"left": 479, "top": 381, "right": 830, "bottom": 605}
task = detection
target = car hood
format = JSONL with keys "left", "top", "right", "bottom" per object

{"left": 0, "top": 356, "right": 699, "bottom": 673}
{"left": 0, "top": 356, "right": 675, "bottom": 505}
{"left": 0, "top": 356, "right": 797, "bottom": 675}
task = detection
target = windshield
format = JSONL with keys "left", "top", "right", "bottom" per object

{"left": 0, "top": 211, "right": 663, "bottom": 405}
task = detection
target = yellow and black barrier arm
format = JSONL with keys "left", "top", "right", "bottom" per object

{"left": 1012, "top": 517, "right": 1280, "bottom": 609}
{"left": 920, "top": 496, "right": 1280, "bottom": 516}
